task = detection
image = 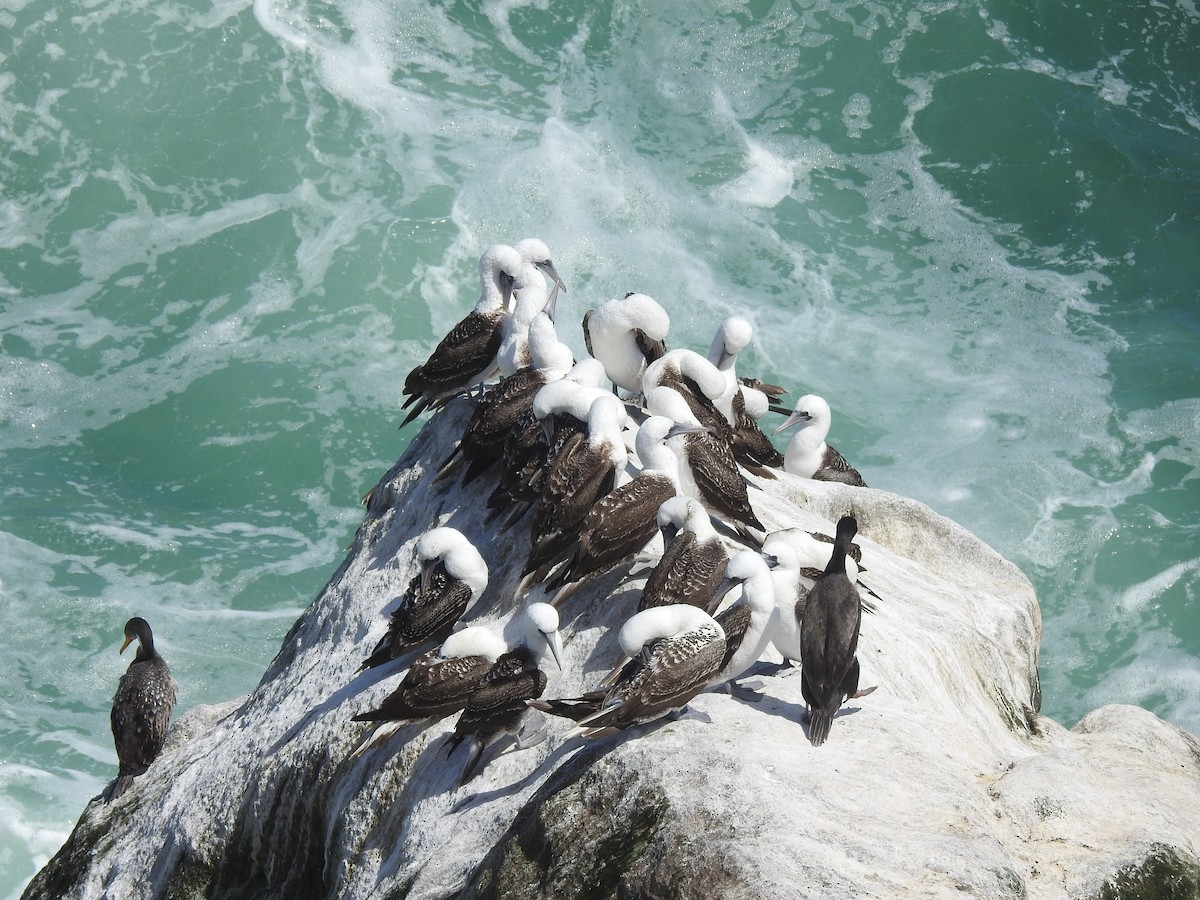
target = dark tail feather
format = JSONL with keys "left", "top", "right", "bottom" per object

{"left": 806, "top": 707, "right": 834, "bottom": 747}
{"left": 400, "top": 397, "right": 430, "bottom": 429}
{"left": 102, "top": 775, "right": 135, "bottom": 803}
{"left": 458, "top": 740, "right": 489, "bottom": 786}
{"left": 528, "top": 697, "right": 603, "bottom": 722}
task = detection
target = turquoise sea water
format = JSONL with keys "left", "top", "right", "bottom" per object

{"left": 2, "top": 0, "right": 1197, "bottom": 893}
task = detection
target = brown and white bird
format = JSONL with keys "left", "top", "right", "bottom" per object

{"left": 709, "top": 551, "right": 779, "bottom": 691}
{"left": 525, "top": 394, "right": 629, "bottom": 578}
{"left": 350, "top": 626, "right": 508, "bottom": 757}
{"left": 104, "top": 617, "right": 177, "bottom": 802}
{"left": 399, "top": 244, "right": 525, "bottom": 427}
{"left": 360, "top": 528, "right": 489, "bottom": 670}
{"left": 533, "top": 604, "right": 725, "bottom": 739}
{"left": 639, "top": 496, "right": 728, "bottom": 615}
{"left": 582, "top": 293, "right": 670, "bottom": 394}
{"left": 773, "top": 395, "right": 867, "bottom": 487}
{"left": 647, "top": 386, "right": 766, "bottom": 534}
{"left": 541, "top": 415, "right": 687, "bottom": 602}
{"left": 705, "top": 316, "right": 785, "bottom": 471}
{"left": 445, "top": 602, "right": 564, "bottom": 785}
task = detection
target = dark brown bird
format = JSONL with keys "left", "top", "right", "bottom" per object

{"left": 104, "top": 617, "right": 177, "bottom": 802}
{"left": 801, "top": 516, "right": 871, "bottom": 745}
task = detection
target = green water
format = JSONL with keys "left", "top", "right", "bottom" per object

{"left": 2, "top": 0, "right": 1197, "bottom": 894}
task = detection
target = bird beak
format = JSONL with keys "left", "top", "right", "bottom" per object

{"left": 500, "top": 271, "right": 517, "bottom": 311}
{"left": 119, "top": 636, "right": 133, "bottom": 654}
{"left": 665, "top": 422, "right": 710, "bottom": 440}
{"left": 535, "top": 259, "right": 566, "bottom": 294}
{"left": 543, "top": 283, "right": 560, "bottom": 322}
{"left": 772, "top": 408, "right": 812, "bottom": 435}
{"left": 761, "top": 553, "right": 780, "bottom": 569}
{"left": 716, "top": 575, "right": 739, "bottom": 601}
{"left": 546, "top": 631, "right": 564, "bottom": 671}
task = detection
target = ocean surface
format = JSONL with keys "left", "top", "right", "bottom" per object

{"left": 2, "top": 0, "right": 1197, "bottom": 893}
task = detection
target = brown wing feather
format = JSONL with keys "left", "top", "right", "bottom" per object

{"left": 814, "top": 445, "right": 867, "bottom": 487}
{"left": 683, "top": 434, "right": 765, "bottom": 530}
{"left": 584, "top": 624, "right": 725, "bottom": 729}
{"left": 561, "top": 474, "right": 675, "bottom": 584}
{"left": 404, "top": 311, "right": 504, "bottom": 398}
{"left": 714, "top": 604, "right": 753, "bottom": 672}
{"left": 640, "top": 533, "right": 728, "bottom": 614}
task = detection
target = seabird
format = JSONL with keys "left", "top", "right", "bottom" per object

{"left": 709, "top": 551, "right": 779, "bottom": 691}
{"left": 360, "top": 527, "right": 489, "bottom": 670}
{"left": 104, "top": 617, "right": 177, "bottom": 802}
{"left": 350, "top": 626, "right": 508, "bottom": 756}
{"left": 533, "top": 604, "right": 725, "bottom": 739}
{"left": 526, "top": 394, "right": 629, "bottom": 578}
{"left": 582, "top": 293, "right": 670, "bottom": 394}
{"left": 642, "top": 349, "right": 729, "bottom": 433}
{"left": 801, "top": 515, "right": 871, "bottom": 746}
{"left": 773, "top": 394, "right": 868, "bottom": 486}
{"left": 646, "top": 386, "right": 766, "bottom": 534}
{"left": 639, "top": 496, "right": 729, "bottom": 615}
{"left": 445, "top": 602, "right": 564, "bottom": 785}
{"left": 439, "top": 310, "right": 575, "bottom": 484}
{"left": 541, "top": 416, "right": 688, "bottom": 602}
{"left": 486, "top": 367, "right": 612, "bottom": 519}
{"left": 400, "top": 244, "right": 526, "bottom": 427}
{"left": 704, "top": 316, "right": 786, "bottom": 471}
{"left": 496, "top": 265, "right": 556, "bottom": 378}
{"left": 764, "top": 526, "right": 871, "bottom": 667}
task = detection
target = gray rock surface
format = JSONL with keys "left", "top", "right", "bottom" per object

{"left": 23, "top": 402, "right": 1200, "bottom": 900}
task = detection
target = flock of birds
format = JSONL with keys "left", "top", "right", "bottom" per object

{"left": 101, "top": 237, "right": 875, "bottom": 800}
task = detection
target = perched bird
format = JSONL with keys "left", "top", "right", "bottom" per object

{"left": 641, "top": 348, "right": 729, "bottom": 436}
{"left": 525, "top": 395, "right": 629, "bottom": 577}
{"left": 104, "top": 617, "right": 177, "bottom": 802}
{"left": 647, "top": 386, "right": 766, "bottom": 534}
{"left": 350, "top": 626, "right": 508, "bottom": 756}
{"left": 639, "top": 496, "right": 728, "bottom": 615}
{"left": 496, "top": 265, "right": 556, "bottom": 377}
{"left": 437, "top": 310, "right": 575, "bottom": 484}
{"left": 541, "top": 416, "right": 688, "bottom": 602}
{"left": 360, "top": 528, "right": 489, "bottom": 670}
{"left": 400, "top": 244, "right": 525, "bottom": 427}
{"left": 709, "top": 551, "right": 779, "bottom": 691}
{"left": 773, "top": 394, "right": 867, "bottom": 486}
{"left": 582, "top": 293, "right": 670, "bottom": 394}
{"left": 801, "top": 515, "right": 871, "bottom": 746}
{"left": 532, "top": 604, "right": 725, "bottom": 739}
{"left": 704, "top": 316, "right": 785, "bottom": 471}
{"left": 485, "top": 362, "right": 610, "bottom": 518}
{"left": 445, "top": 602, "right": 564, "bottom": 785}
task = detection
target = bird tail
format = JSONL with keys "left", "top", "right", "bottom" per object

{"left": 806, "top": 706, "right": 834, "bottom": 747}
{"left": 102, "top": 775, "right": 135, "bottom": 803}
{"left": 347, "top": 721, "right": 405, "bottom": 759}
{"left": 528, "top": 696, "right": 604, "bottom": 722}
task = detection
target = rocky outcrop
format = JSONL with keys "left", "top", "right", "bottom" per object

{"left": 23, "top": 402, "right": 1200, "bottom": 900}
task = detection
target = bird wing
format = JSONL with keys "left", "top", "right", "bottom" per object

{"left": 564, "top": 475, "right": 675, "bottom": 584}
{"left": 814, "top": 445, "right": 868, "bottom": 487}
{"left": 683, "top": 434, "right": 765, "bottom": 530}
{"left": 404, "top": 311, "right": 504, "bottom": 397}
{"left": 641, "top": 533, "right": 727, "bottom": 614}
{"left": 714, "top": 603, "right": 753, "bottom": 673}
